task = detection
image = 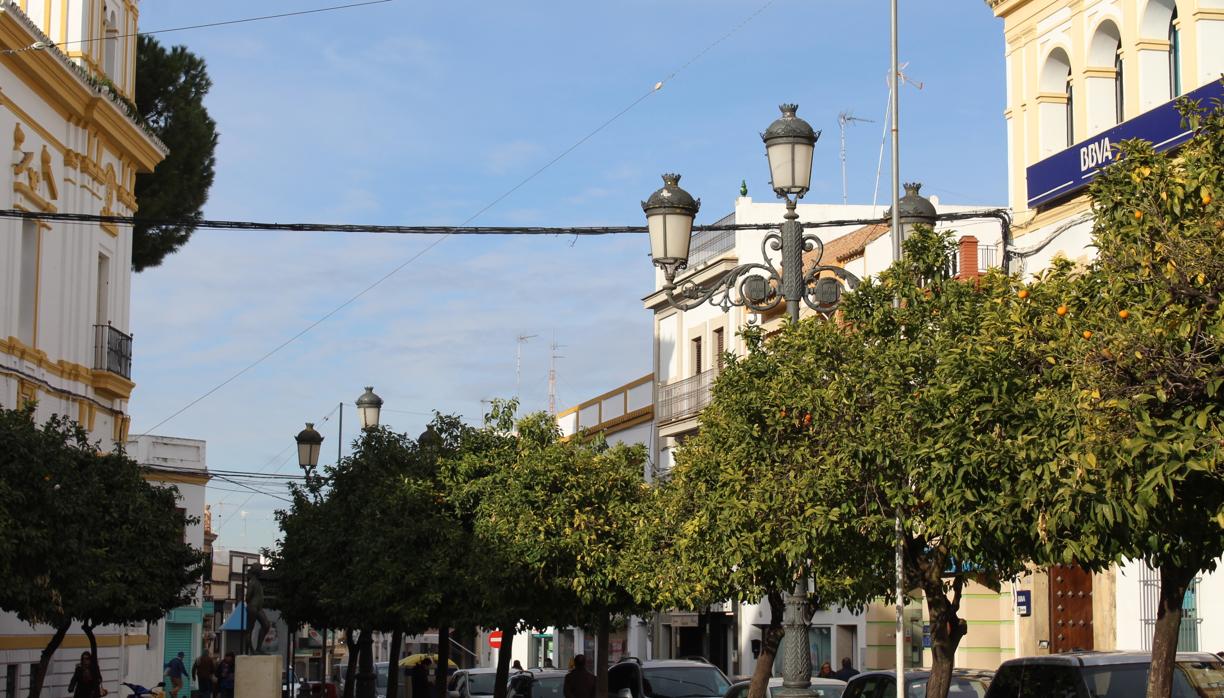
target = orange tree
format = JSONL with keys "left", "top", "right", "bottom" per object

{"left": 1009, "top": 95, "right": 1224, "bottom": 698}
{"left": 644, "top": 227, "right": 1063, "bottom": 698}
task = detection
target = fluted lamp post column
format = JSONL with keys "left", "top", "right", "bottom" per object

{"left": 643, "top": 104, "right": 859, "bottom": 694}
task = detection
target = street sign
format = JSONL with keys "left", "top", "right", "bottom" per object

{"left": 489, "top": 630, "right": 503, "bottom": 649}
{"left": 1016, "top": 590, "right": 1032, "bottom": 617}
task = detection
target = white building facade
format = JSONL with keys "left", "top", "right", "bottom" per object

{"left": 0, "top": 0, "right": 165, "bottom": 447}
{"left": 1, "top": 1, "right": 168, "bottom": 694}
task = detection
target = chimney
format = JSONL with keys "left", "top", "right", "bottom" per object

{"left": 957, "top": 236, "right": 980, "bottom": 280}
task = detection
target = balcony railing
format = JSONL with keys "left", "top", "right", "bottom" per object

{"left": 979, "top": 244, "right": 1000, "bottom": 269}
{"left": 657, "top": 369, "right": 717, "bottom": 424}
{"left": 94, "top": 323, "right": 133, "bottom": 380}
{"left": 685, "top": 227, "right": 737, "bottom": 271}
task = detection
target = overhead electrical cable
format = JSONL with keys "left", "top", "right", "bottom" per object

{"left": 128, "top": 0, "right": 786, "bottom": 438}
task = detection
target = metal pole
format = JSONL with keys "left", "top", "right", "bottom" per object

{"left": 777, "top": 195, "right": 811, "bottom": 698}
{"left": 337, "top": 402, "right": 343, "bottom": 466}
{"left": 890, "top": 1, "right": 906, "bottom": 697}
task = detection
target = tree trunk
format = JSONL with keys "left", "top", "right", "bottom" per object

{"left": 82, "top": 622, "right": 102, "bottom": 690}
{"left": 493, "top": 625, "right": 516, "bottom": 698}
{"left": 356, "top": 629, "right": 376, "bottom": 698}
{"left": 921, "top": 580, "right": 966, "bottom": 698}
{"left": 386, "top": 630, "right": 404, "bottom": 698}
{"left": 748, "top": 592, "right": 784, "bottom": 698}
{"left": 435, "top": 626, "right": 451, "bottom": 698}
{"left": 1147, "top": 565, "right": 1194, "bottom": 698}
{"left": 343, "top": 630, "right": 359, "bottom": 698}
{"left": 595, "top": 614, "right": 610, "bottom": 698}
{"left": 29, "top": 620, "right": 71, "bottom": 698}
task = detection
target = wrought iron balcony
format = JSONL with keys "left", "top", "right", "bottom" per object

{"left": 94, "top": 323, "right": 132, "bottom": 380}
{"left": 656, "top": 369, "right": 717, "bottom": 424}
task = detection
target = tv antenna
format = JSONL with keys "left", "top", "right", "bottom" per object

{"left": 515, "top": 334, "right": 537, "bottom": 398}
{"left": 547, "top": 335, "right": 565, "bottom": 415}
{"left": 873, "top": 62, "right": 924, "bottom": 209}
{"left": 838, "top": 111, "right": 875, "bottom": 205}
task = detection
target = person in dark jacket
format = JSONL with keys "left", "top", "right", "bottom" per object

{"left": 562, "top": 655, "right": 594, "bottom": 698}
{"left": 411, "top": 658, "right": 432, "bottom": 698}
{"left": 216, "top": 652, "right": 236, "bottom": 698}
{"left": 831, "top": 658, "right": 859, "bottom": 682}
{"left": 68, "top": 652, "right": 103, "bottom": 698}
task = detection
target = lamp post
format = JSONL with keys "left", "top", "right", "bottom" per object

{"left": 356, "top": 386, "right": 383, "bottom": 429}
{"left": 643, "top": 104, "right": 862, "bottom": 698}
{"left": 643, "top": 105, "right": 860, "bottom": 319}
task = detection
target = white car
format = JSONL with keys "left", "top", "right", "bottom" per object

{"left": 723, "top": 677, "right": 846, "bottom": 698}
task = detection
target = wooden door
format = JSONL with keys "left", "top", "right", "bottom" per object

{"left": 1049, "top": 564, "right": 1094, "bottom": 652}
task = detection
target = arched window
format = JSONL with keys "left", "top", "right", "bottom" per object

{"left": 1170, "top": 7, "right": 1181, "bottom": 97}
{"left": 1040, "top": 48, "right": 1075, "bottom": 154}
{"left": 1088, "top": 21, "right": 1123, "bottom": 132}
{"left": 102, "top": 7, "right": 118, "bottom": 80}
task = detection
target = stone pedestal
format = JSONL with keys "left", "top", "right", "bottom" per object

{"left": 236, "top": 654, "right": 282, "bottom": 698}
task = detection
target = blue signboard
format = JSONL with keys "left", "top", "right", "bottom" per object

{"left": 1016, "top": 590, "right": 1032, "bottom": 618}
{"left": 1026, "top": 80, "right": 1224, "bottom": 208}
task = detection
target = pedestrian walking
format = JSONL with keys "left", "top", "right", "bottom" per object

{"left": 194, "top": 649, "right": 216, "bottom": 698}
{"left": 68, "top": 651, "right": 104, "bottom": 698}
{"left": 411, "top": 658, "right": 432, "bottom": 698}
{"left": 562, "top": 655, "right": 594, "bottom": 698}
{"left": 816, "top": 662, "right": 834, "bottom": 679}
{"left": 216, "top": 652, "right": 236, "bottom": 698}
{"left": 165, "top": 652, "right": 187, "bottom": 698}
{"left": 831, "top": 657, "right": 858, "bottom": 682}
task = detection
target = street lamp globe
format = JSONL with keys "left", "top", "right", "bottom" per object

{"left": 295, "top": 422, "right": 324, "bottom": 470}
{"left": 762, "top": 104, "right": 819, "bottom": 198}
{"left": 887, "top": 181, "right": 938, "bottom": 241}
{"left": 356, "top": 386, "right": 383, "bottom": 429}
{"left": 642, "top": 173, "right": 701, "bottom": 271}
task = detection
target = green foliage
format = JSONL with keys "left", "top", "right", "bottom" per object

{"left": 132, "top": 35, "right": 217, "bottom": 271}
{"left": 272, "top": 421, "right": 465, "bottom": 635}
{"left": 1020, "top": 95, "right": 1224, "bottom": 577}
{"left": 0, "top": 406, "right": 204, "bottom": 626}
{"left": 445, "top": 402, "right": 650, "bottom": 628}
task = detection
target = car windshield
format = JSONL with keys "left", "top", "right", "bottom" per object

{"left": 534, "top": 676, "right": 565, "bottom": 698}
{"left": 470, "top": 673, "right": 499, "bottom": 695}
{"left": 905, "top": 677, "right": 987, "bottom": 698}
{"left": 643, "top": 667, "right": 730, "bottom": 698}
{"left": 1177, "top": 659, "right": 1224, "bottom": 697}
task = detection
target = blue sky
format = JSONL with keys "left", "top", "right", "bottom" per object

{"left": 128, "top": 1, "right": 1008, "bottom": 551}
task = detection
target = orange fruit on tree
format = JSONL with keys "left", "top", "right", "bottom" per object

{"left": 1118, "top": 309, "right": 1130, "bottom": 319}
{"left": 1018, "top": 289, "right": 1030, "bottom": 299}
{"left": 1134, "top": 210, "right": 1144, "bottom": 220}
{"left": 1204, "top": 191, "right": 1213, "bottom": 206}
{"left": 1083, "top": 330, "right": 1093, "bottom": 339}
{"left": 1057, "top": 305, "right": 1068, "bottom": 316}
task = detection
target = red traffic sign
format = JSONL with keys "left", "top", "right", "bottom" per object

{"left": 489, "top": 631, "right": 503, "bottom": 649}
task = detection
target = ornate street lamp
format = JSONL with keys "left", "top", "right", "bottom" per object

{"left": 888, "top": 182, "right": 938, "bottom": 242}
{"left": 356, "top": 386, "right": 383, "bottom": 429}
{"left": 643, "top": 104, "right": 864, "bottom": 698}
{"left": 295, "top": 422, "right": 323, "bottom": 471}
{"left": 644, "top": 104, "right": 859, "bottom": 319}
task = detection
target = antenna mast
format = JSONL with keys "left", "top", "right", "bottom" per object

{"left": 838, "top": 111, "right": 875, "bottom": 205}
{"left": 515, "top": 334, "right": 537, "bottom": 398}
{"left": 548, "top": 335, "right": 565, "bottom": 415}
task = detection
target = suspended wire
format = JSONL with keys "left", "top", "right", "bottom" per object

{"left": 0, "top": 1, "right": 392, "bottom": 55}
{"left": 129, "top": 0, "right": 782, "bottom": 438}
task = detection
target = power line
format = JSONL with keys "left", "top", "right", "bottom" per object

{"left": 0, "top": 1, "right": 392, "bottom": 55}
{"left": 126, "top": 0, "right": 783, "bottom": 437}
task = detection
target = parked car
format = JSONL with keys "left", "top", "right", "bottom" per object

{"left": 508, "top": 669, "right": 568, "bottom": 698}
{"left": 983, "top": 651, "right": 1224, "bottom": 698}
{"left": 843, "top": 669, "right": 992, "bottom": 698}
{"left": 448, "top": 668, "right": 504, "bottom": 698}
{"left": 333, "top": 662, "right": 391, "bottom": 698}
{"left": 723, "top": 676, "right": 846, "bottom": 698}
{"left": 609, "top": 658, "right": 732, "bottom": 698}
